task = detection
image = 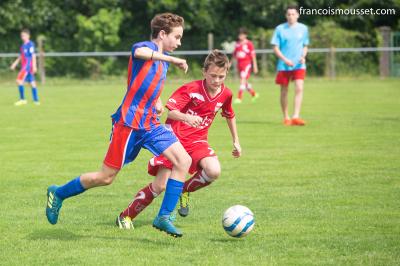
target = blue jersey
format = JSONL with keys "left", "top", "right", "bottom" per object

{"left": 112, "top": 41, "right": 170, "bottom": 130}
{"left": 271, "top": 22, "right": 309, "bottom": 71}
{"left": 20, "top": 41, "right": 35, "bottom": 72}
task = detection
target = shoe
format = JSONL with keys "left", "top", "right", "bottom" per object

{"left": 169, "top": 211, "right": 177, "bottom": 222}
{"left": 34, "top": 101, "right": 41, "bottom": 105}
{"left": 283, "top": 119, "right": 292, "bottom": 126}
{"left": 14, "top": 99, "right": 27, "bottom": 106}
{"left": 291, "top": 118, "right": 306, "bottom": 126}
{"left": 234, "top": 98, "right": 242, "bottom": 104}
{"left": 46, "top": 185, "right": 63, "bottom": 225}
{"left": 152, "top": 216, "right": 183, "bottom": 237}
{"left": 116, "top": 215, "right": 134, "bottom": 229}
{"left": 178, "top": 192, "right": 190, "bottom": 217}
{"left": 251, "top": 93, "right": 259, "bottom": 102}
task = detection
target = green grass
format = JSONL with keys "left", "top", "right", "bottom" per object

{"left": 0, "top": 76, "right": 399, "bottom": 265}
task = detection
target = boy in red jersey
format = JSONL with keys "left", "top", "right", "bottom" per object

{"left": 231, "top": 27, "right": 259, "bottom": 104}
{"left": 46, "top": 13, "right": 191, "bottom": 237}
{"left": 117, "top": 50, "right": 241, "bottom": 226}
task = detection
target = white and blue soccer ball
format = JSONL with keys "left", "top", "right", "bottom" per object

{"left": 222, "top": 205, "right": 254, "bottom": 238}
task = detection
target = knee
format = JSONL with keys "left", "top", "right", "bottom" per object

{"left": 204, "top": 166, "right": 221, "bottom": 181}
{"left": 99, "top": 171, "right": 117, "bottom": 186}
{"left": 178, "top": 153, "right": 192, "bottom": 171}
{"left": 152, "top": 182, "right": 166, "bottom": 194}
{"left": 16, "top": 80, "right": 23, "bottom": 85}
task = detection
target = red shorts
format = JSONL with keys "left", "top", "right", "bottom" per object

{"left": 275, "top": 69, "right": 306, "bottom": 86}
{"left": 148, "top": 140, "right": 216, "bottom": 176}
{"left": 237, "top": 63, "right": 252, "bottom": 80}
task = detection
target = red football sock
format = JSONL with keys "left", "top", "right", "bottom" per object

{"left": 238, "top": 90, "right": 244, "bottom": 100}
{"left": 183, "top": 170, "right": 213, "bottom": 193}
{"left": 121, "top": 183, "right": 158, "bottom": 219}
{"left": 248, "top": 88, "right": 256, "bottom": 97}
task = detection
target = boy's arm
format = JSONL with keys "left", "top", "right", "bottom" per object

{"left": 32, "top": 54, "right": 37, "bottom": 73}
{"left": 155, "top": 98, "right": 164, "bottom": 116}
{"left": 226, "top": 117, "right": 241, "bottom": 158}
{"left": 10, "top": 56, "right": 20, "bottom": 70}
{"left": 273, "top": 45, "right": 294, "bottom": 67}
{"left": 134, "top": 47, "right": 188, "bottom": 73}
{"left": 167, "top": 109, "right": 203, "bottom": 128}
{"left": 299, "top": 46, "right": 308, "bottom": 64}
{"left": 252, "top": 53, "right": 258, "bottom": 74}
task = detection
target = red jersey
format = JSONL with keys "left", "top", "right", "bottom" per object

{"left": 233, "top": 40, "right": 255, "bottom": 66}
{"left": 165, "top": 80, "right": 235, "bottom": 144}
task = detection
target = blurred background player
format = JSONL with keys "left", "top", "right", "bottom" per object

{"left": 231, "top": 27, "right": 259, "bottom": 104}
{"left": 271, "top": 5, "right": 309, "bottom": 126}
{"left": 10, "top": 29, "right": 40, "bottom": 106}
{"left": 117, "top": 50, "right": 241, "bottom": 227}
{"left": 45, "top": 13, "right": 191, "bottom": 238}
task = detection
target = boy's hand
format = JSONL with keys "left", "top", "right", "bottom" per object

{"left": 284, "top": 58, "right": 294, "bottom": 67}
{"left": 299, "top": 56, "right": 306, "bottom": 64}
{"left": 32, "top": 67, "right": 37, "bottom": 74}
{"left": 172, "top": 57, "right": 188, "bottom": 73}
{"left": 253, "top": 67, "right": 258, "bottom": 74}
{"left": 10, "top": 63, "right": 16, "bottom": 71}
{"left": 232, "top": 142, "right": 242, "bottom": 158}
{"left": 155, "top": 101, "right": 164, "bottom": 116}
{"left": 184, "top": 114, "right": 203, "bottom": 128}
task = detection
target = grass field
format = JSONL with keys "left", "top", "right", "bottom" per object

{"left": 0, "top": 76, "right": 399, "bottom": 265}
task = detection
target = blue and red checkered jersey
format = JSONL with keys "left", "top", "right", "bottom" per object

{"left": 20, "top": 41, "right": 35, "bottom": 72}
{"left": 112, "top": 41, "right": 170, "bottom": 130}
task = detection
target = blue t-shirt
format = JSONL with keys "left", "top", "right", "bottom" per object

{"left": 271, "top": 22, "right": 309, "bottom": 71}
{"left": 20, "top": 41, "right": 35, "bottom": 72}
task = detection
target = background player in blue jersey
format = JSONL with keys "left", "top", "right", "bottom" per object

{"left": 45, "top": 13, "right": 191, "bottom": 237}
{"left": 271, "top": 5, "right": 309, "bottom": 126}
{"left": 10, "top": 29, "right": 40, "bottom": 106}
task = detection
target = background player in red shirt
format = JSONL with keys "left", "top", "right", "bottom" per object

{"left": 231, "top": 27, "right": 259, "bottom": 104}
{"left": 10, "top": 29, "right": 40, "bottom": 106}
{"left": 117, "top": 50, "right": 242, "bottom": 226}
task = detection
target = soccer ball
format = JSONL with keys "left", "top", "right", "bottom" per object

{"left": 222, "top": 205, "right": 254, "bottom": 238}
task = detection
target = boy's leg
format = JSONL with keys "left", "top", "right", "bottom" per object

{"left": 30, "top": 80, "right": 40, "bottom": 104}
{"left": 179, "top": 156, "right": 220, "bottom": 217}
{"left": 293, "top": 79, "right": 304, "bottom": 119}
{"left": 118, "top": 167, "right": 170, "bottom": 226}
{"left": 15, "top": 71, "right": 27, "bottom": 105}
{"left": 280, "top": 85, "right": 290, "bottom": 121}
{"left": 46, "top": 164, "right": 119, "bottom": 225}
{"left": 152, "top": 142, "right": 191, "bottom": 237}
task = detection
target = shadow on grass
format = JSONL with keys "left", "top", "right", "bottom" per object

{"left": 96, "top": 218, "right": 152, "bottom": 229}
{"left": 27, "top": 228, "right": 84, "bottom": 241}
{"left": 209, "top": 236, "right": 241, "bottom": 243}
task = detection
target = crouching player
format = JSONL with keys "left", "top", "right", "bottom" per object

{"left": 117, "top": 50, "right": 242, "bottom": 228}
{"left": 45, "top": 13, "right": 191, "bottom": 237}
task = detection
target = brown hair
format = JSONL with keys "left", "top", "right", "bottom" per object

{"left": 286, "top": 4, "right": 299, "bottom": 13}
{"left": 203, "top": 49, "right": 229, "bottom": 71}
{"left": 21, "top": 28, "right": 30, "bottom": 35}
{"left": 151, "top": 13, "right": 184, "bottom": 39}
{"left": 238, "top": 27, "right": 248, "bottom": 35}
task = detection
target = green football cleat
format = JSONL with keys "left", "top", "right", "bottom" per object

{"left": 152, "top": 216, "right": 183, "bottom": 238}
{"left": 14, "top": 99, "right": 27, "bottom": 106}
{"left": 251, "top": 93, "right": 260, "bottom": 103}
{"left": 46, "top": 185, "right": 63, "bottom": 225}
{"left": 116, "top": 215, "right": 134, "bottom": 229}
{"left": 233, "top": 98, "right": 242, "bottom": 104}
{"left": 178, "top": 192, "right": 190, "bottom": 217}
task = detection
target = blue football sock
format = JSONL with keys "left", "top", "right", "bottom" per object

{"left": 55, "top": 176, "right": 86, "bottom": 200}
{"left": 158, "top": 178, "right": 184, "bottom": 217}
{"left": 32, "top": 87, "right": 39, "bottom": 102}
{"left": 18, "top": 85, "right": 25, "bottom": 100}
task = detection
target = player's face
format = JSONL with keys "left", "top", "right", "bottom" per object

{"left": 238, "top": 33, "right": 247, "bottom": 42}
{"left": 162, "top": 26, "right": 183, "bottom": 52}
{"left": 203, "top": 65, "right": 228, "bottom": 92}
{"left": 286, "top": 9, "right": 299, "bottom": 24}
{"left": 20, "top": 32, "right": 30, "bottom": 43}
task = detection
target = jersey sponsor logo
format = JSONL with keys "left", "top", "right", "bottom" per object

{"left": 214, "top": 102, "right": 223, "bottom": 113}
{"left": 189, "top": 92, "right": 205, "bottom": 102}
{"left": 168, "top": 98, "right": 177, "bottom": 104}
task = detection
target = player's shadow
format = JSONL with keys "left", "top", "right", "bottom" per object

{"left": 96, "top": 218, "right": 152, "bottom": 229}
{"left": 236, "top": 120, "right": 274, "bottom": 125}
{"left": 209, "top": 237, "right": 241, "bottom": 243}
{"left": 27, "top": 228, "right": 84, "bottom": 241}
